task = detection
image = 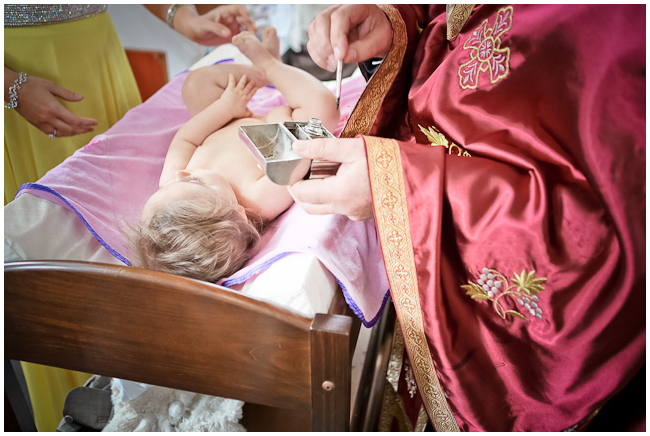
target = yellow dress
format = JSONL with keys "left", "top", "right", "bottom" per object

{"left": 4, "top": 9, "right": 142, "bottom": 203}
{"left": 4, "top": 8, "right": 141, "bottom": 431}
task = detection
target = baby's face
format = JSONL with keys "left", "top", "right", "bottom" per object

{"left": 142, "top": 169, "right": 243, "bottom": 223}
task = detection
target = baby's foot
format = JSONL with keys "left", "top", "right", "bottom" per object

{"left": 261, "top": 27, "right": 281, "bottom": 61}
{"left": 232, "top": 31, "right": 277, "bottom": 72}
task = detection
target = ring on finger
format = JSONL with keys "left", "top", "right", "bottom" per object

{"left": 48, "top": 128, "right": 57, "bottom": 140}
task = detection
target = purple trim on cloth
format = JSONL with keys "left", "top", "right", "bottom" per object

{"left": 16, "top": 183, "right": 131, "bottom": 266}
{"left": 337, "top": 279, "right": 391, "bottom": 328}
{"left": 221, "top": 252, "right": 293, "bottom": 286}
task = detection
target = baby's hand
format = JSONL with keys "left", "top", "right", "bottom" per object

{"left": 221, "top": 74, "right": 257, "bottom": 118}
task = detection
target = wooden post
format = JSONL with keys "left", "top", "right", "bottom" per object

{"left": 310, "top": 313, "right": 352, "bottom": 431}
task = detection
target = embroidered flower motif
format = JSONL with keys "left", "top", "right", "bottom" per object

{"left": 418, "top": 124, "right": 471, "bottom": 157}
{"left": 461, "top": 267, "right": 547, "bottom": 321}
{"left": 458, "top": 6, "right": 513, "bottom": 90}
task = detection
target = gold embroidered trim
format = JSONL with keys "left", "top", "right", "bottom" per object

{"left": 366, "top": 136, "right": 460, "bottom": 432}
{"left": 378, "top": 379, "right": 415, "bottom": 432}
{"left": 379, "top": 321, "right": 430, "bottom": 432}
{"left": 461, "top": 268, "right": 547, "bottom": 321}
{"left": 340, "top": 5, "right": 407, "bottom": 138}
{"left": 379, "top": 319, "right": 410, "bottom": 432}
{"left": 379, "top": 392, "right": 429, "bottom": 432}
{"left": 446, "top": 4, "right": 475, "bottom": 40}
{"left": 458, "top": 6, "right": 513, "bottom": 90}
{"left": 386, "top": 318, "right": 405, "bottom": 392}
{"left": 414, "top": 405, "right": 429, "bottom": 432}
{"left": 418, "top": 124, "right": 471, "bottom": 157}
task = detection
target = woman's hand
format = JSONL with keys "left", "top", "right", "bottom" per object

{"left": 6, "top": 70, "right": 97, "bottom": 137}
{"left": 288, "top": 137, "right": 374, "bottom": 221}
{"left": 174, "top": 5, "right": 257, "bottom": 46}
{"left": 220, "top": 74, "right": 257, "bottom": 119}
{"left": 307, "top": 4, "right": 393, "bottom": 72}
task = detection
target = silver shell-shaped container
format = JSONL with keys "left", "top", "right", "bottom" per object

{"left": 239, "top": 119, "right": 335, "bottom": 185}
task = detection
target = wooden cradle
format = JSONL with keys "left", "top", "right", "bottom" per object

{"left": 4, "top": 260, "right": 364, "bottom": 431}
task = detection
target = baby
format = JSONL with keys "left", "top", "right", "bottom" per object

{"left": 131, "top": 28, "right": 339, "bottom": 282}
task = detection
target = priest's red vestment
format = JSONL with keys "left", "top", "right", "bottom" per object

{"left": 345, "top": 4, "right": 645, "bottom": 431}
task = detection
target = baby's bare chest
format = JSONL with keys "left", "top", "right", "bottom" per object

{"left": 188, "top": 118, "right": 264, "bottom": 177}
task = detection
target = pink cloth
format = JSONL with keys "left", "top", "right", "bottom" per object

{"left": 16, "top": 65, "right": 389, "bottom": 327}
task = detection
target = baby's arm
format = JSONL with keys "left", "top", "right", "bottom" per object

{"left": 159, "top": 74, "right": 257, "bottom": 186}
{"left": 182, "top": 64, "right": 268, "bottom": 116}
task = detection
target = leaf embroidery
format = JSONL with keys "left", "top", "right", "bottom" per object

{"left": 462, "top": 268, "right": 547, "bottom": 321}
{"left": 418, "top": 124, "right": 471, "bottom": 157}
{"left": 512, "top": 270, "right": 547, "bottom": 295}
{"left": 504, "top": 310, "right": 528, "bottom": 320}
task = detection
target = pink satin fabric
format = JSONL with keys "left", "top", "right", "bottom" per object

{"left": 374, "top": 4, "right": 645, "bottom": 431}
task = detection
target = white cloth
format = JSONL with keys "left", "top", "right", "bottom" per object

{"left": 103, "top": 381, "right": 245, "bottom": 432}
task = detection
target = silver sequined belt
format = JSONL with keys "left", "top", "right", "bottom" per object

{"left": 4, "top": 4, "right": 107, "bottom": 28}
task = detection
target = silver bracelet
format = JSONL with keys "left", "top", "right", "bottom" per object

{"left": 166, "top": 4, "right": 197, "bottom": 29}
{"left": 5, "top": 72, "right": 28, "bottom": 110}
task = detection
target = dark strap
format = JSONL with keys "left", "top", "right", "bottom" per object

{"left": 60, "top": 385, "right": 113, "bottom": 430}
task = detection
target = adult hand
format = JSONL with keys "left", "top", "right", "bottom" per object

{"left": 174, "top": 5, "right": 257, "bottom": 46}
{"left": 10, "top": 73, "right": 97, "bottom": 137}
{"left": 307, "top": 4, "right": 393, "bottom": 72}
{"left": 288, "top": 137, "right": 374, "bottom": 221}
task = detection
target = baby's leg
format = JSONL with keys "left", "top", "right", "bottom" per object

{"left": 182, "top": 64, "right": 266, "bottom": 116}
{"left": 233, "top": 29, "right": 339, "bottom": 132}
{"left": 182, "top": 38, "right": 283, "bottom": 116}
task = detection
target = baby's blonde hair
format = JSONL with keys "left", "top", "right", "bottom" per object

{"left": 131, "top": 195, "right": 262, "bottom": 283}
